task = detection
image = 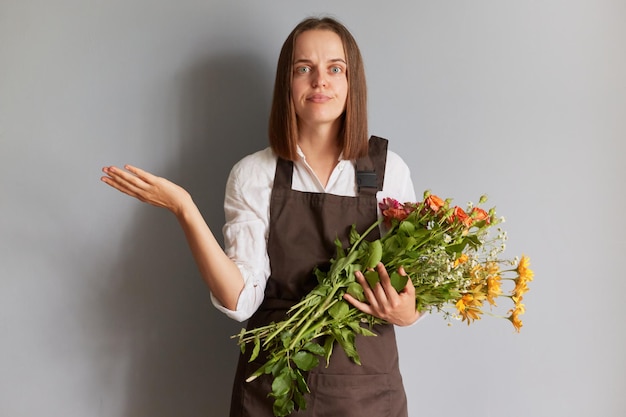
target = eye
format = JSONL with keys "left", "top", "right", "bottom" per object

{"left": 330, "top": 66, "right": 343, "bottom": 74}
{"left": 295, "top": 66, "right": 311, "bottom": 74}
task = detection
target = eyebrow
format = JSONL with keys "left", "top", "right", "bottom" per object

{"left": 293, "top": 58, "right": 347, "bottom": 65}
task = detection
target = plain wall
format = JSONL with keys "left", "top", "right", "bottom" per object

{"left": 1, "top": 1, "right": 624, "bottom": 416}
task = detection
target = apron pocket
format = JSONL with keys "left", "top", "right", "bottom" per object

{"left": 309, "top": 373, "right": 392, "bottom": 417}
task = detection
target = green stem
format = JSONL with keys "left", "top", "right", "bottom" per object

{"left": 349, "top": 218, "right": 383, "bottom": 256}
{"left": 260, "top": 294, "right": 319, "bottom": 346}
{"left": 287, "top": 287, "right": 341, "bottom": 351}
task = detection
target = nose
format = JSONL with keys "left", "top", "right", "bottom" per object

{"left": 312, "top": 71, "right": 327, "bottom": 88}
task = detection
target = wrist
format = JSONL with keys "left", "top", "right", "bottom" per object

{"left": 172, "top": 191, "right": 195, "bottom": 218}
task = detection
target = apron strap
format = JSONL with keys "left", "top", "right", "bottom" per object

{"left": 274, "top": 157, "right": 293, "bottom": 189}
{"left": 356, "top": 136, "right": 388, "bottom": 195}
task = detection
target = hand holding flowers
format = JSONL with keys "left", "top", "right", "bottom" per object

{"left": 345, "top": 263, "right": 421, "bottom": 326}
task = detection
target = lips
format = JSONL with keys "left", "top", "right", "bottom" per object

{"left": 307, "top": 93, "right": 331, "bottom": 103}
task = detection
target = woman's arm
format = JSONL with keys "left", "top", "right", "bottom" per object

{"left": 101, "top": 165, "right": 244, "bottom": 310}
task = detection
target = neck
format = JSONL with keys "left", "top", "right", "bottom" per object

{"left": 297, "top": 124, "right": 342, "bottom": 188}
{"left": 297, "top": 120, "right": 342, "bottom": 160}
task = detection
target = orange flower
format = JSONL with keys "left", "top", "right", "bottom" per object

{"left": 382, "top": 207, "right": 409, "bottom": 222}
{"left": 379, "top": 198, "right": 410, "bottom": 225}
{"left": 424, "top": 194, "right": 444, "bottom": 212}
{"left": 451, "top": 206, "right": 473, "bottom": 227}
{"left": 470, "top": 207, "right": 490, "bottom": 224}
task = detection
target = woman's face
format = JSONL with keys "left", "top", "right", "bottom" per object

{"left": 291, "top": 29, "right": 348, "bottom": 132}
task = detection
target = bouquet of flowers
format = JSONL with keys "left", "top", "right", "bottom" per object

{"left": 234, "top": 191, "right": 533, "bottom": 416}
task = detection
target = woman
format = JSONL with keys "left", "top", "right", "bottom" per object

{"left": 102, "top": 16, "right": 420, "bottom": 417}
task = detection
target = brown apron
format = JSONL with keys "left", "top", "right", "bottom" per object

{"left": 229, "top": 137, "right": 408, "bottom": 417}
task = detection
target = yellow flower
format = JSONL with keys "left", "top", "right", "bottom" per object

{"left": 477, "top": 262, "right": 502, "bottom": 306}
{"left": 512, "top": 280, "right": 530, "bottom": 303}
{"left": 507, "top": 303, "right": 525, "bottom": 333}
{"left": 486, "top": 274, "right": 502, "bottom": 306}
{"left": 517, "top": 255, "right": 534, "bottom": 282}
{"left": 455, "top": 294, "right": 471, "bottom": 312}
{"left": 485, "top": 261, "right": 500, "bottom": 276}
{"left": 454, "top": 253, "right": 469, "bottom": 268}
{"left": 510, "top": 256, "right": 533, "bottom": 305}
{"left": 455, "top": 293, "right": 483, "bottom": 324}
{"left": 469, "top": 265, "right": 483, "bottom": 283}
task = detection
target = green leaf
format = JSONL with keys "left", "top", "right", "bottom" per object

{"left": 347, "top": 282, "right": 365, "bottom": 302}
{"left": 364, "top": 270, "right": 380, "bottom": 288}
{"left": 249, "top": 336, "right": 261, "bottom": 362}
{"left": 270, "top": 357, "right": 287, "bottom": 377}
{"left": 332, "top": 250, "right": 359, "bottom": 275}
{"left": 466, "top": 234, "right": 482, "bottom": 247}
{"left": 314, "top": 269, "right": 327, "bottom": 284}
{"left": 293, "top": 388, "right": 307, "bottom": 411}
{"left": 303, "top": 342, "right": 326, "bottom": 356}
{"left": 333, "top": 328, "right": 361, "bottom": 365}
{"left": 446, "top": 241, "right": 468, "bottom": 255}
{"left": 292, "top": 350, "right": 319, "bottom": 371}
{"left": 399, "top": 220, "right": 415, "bottom": 235}
{"left": 347, "top": 320, "right": 378, "bottom": 337}
{"left": 272, "top": 395, "right": 295, "bottom": 417}
{"left": 310, "top": 284, "right": 331, "bottom": 296}
{"left": 323, "top": 335, "right": 335, "bottom": 366}
{"left": 365, "top": 239, "right": 383, "bottom": 269}
{"left": 334, "top": 236, "right": 345, "bottom": 257}
{"left": 390, "top": 271, "right": 409, "bottom": 292}
{"left": 349, "top": 224, "right": 361, "bottom": 245}
{"left": 328, "top": 300, "right": 350, "bottom": 320}
{"left": 271, "top": 369, "right": 292, "bottom": 397}
{"left": 294, "top": 369, "right": 311, "bottom": 394}
{"left": 280, "top": 331, "right": 292, "bottom": 349}
{"left": 357, "top": 325, "right": 378, "bottom": 337}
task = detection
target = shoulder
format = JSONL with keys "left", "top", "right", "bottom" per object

{"left": 231, "top": 147, "right": 276, "bottom": 173}
{"left": 385, "top": 148, "right": 412, "bottom": 178}
{"left": 380, "top": 145, "right": 417, "bottom": 202}
{"left": 229, "top": 147, "right": 276, "bottom": 182}
{"left": 226, "top": 147, "right": 277, "bottom": 197}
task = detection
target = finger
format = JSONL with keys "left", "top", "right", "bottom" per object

{"left": 396, "top": 266, "right": 415, "bottom": 296}
{"left": 101, "top": 166, "right": 150, "bottom": 198}
{"left": 354, "top": 270, "right": 381, "bottom": 310}
{"left": 361, "top": 268, "right": 394, "bottom": 314}
{"left": 101, "top": 173, "right": 143, "bottom": 199}
{"left": 105, "top": 166, "right": 152, "bottom": 192}
{"left": 375, "top": 263, "right": 397, "bottom": 300}
{"left": 403, "top": 274, "right": 415, "bottom": 296}
{"left": 343, "top": 293, "right": 374, "bottom": 316}
{"left": 124, "top": 164, "right": 157, "bottom": 183}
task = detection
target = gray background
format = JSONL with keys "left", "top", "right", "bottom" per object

{"left": 1, "top": 1, "right": 625, "bottom": 416}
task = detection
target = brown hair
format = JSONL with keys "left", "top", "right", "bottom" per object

{"left": 268, "top": 17, "right": 369, "bottom": 161}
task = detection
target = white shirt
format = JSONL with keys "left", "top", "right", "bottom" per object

{"left": 211, "top": 145, "right": 416, "bottom": 322}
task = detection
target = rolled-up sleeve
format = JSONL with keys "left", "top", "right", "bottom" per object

{"left": 210, "top": 154, "right": 273, "bottom": 322}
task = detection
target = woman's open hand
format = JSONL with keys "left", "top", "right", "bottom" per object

{"left": 343, "top": 263, "right": 420, "bottom": 327}
{"left": 101, "top": 165, "right": 191, "bottom": 216}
